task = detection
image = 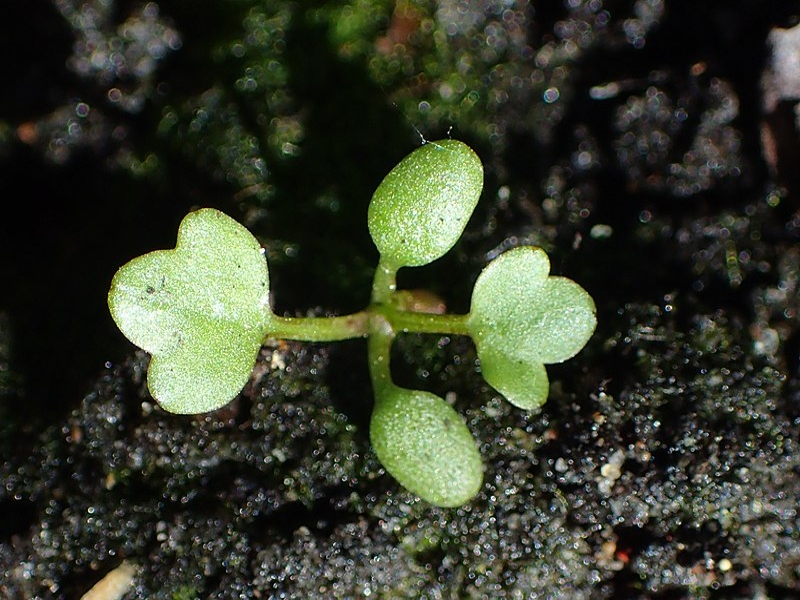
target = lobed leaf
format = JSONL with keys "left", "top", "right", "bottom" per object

{"left": 479, "top": 353, "right": 550, "bottom": 411}
{"left": 468, "top": 246, "right": 596, "bottom": 410}
{"left": 108, "top": 208, "right": 273, "bottom": 414}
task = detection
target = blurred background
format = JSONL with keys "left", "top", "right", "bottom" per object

{"left": 4, "top": 0, "right": 797, "bottom": 431}
{"left": 5, "top": 1, "right": 800, "bottom": 597}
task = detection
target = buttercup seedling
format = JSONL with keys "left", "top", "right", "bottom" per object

{"left": 108, "top": 140, "right": 596, "bottom": 507}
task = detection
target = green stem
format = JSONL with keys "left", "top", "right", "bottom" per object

{"left": 267, "top": 256, "right": 473, "bottom": 345}
{"left": 269, "top": 312, "right": 369, "bottom": 342}
{"left": 367, "top": 313, "right": 395, "bottom": 396}
{"left": 380, "top": 307, "right": 471, "bottom": 336}
{"left": 371, "top": 260, "right": 397, "bottom": 305}
{"left": 265, "top": 306, "right": 471, "bottom": 343}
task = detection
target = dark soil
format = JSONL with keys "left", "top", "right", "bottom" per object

{"left": 2, "top": 1, "right": 800, "bottom": 598}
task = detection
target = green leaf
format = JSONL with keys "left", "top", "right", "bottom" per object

{"left": 479, "top": 354, "right": 550, "bottom": 412}
{"left": 367, "top": 140, "right": 483, "bottom": 269}
{"left": 108, "top": 208, "right": 273, "bottom": 414}
{"left": 467, "top": 246, "right": 596, "bottom": 410}
{"left": 370, "top": 387, "right": 483, "bottom": 507}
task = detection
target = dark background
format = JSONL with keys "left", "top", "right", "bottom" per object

{"left": 3, "top": 1, "right": 800, "bottom": 597}
{"left": 3, "top": 0, "right": 797, "bottom": 427}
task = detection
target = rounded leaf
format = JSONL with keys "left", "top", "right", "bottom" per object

{"left": 480, "top": 354, "right": 549, "bottom": 411}
{"left": 468, "top": 246, "right": 596, "bottom": 408}
{"left": 108, "top": 208, "right": 273, "bottom": 414}
{"left": 370, "top": 387, "right": 483, "bottom": 507}
{"left": 368, "top": 140, "right": 483, "bottom": 268}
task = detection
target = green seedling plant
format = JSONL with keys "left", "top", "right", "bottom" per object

{"left": 108, "top": 140, "right": 596, "bottom": 507}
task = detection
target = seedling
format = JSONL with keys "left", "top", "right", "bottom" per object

{"left": 108, "top": 140, "right": 596, "bottom": 507}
